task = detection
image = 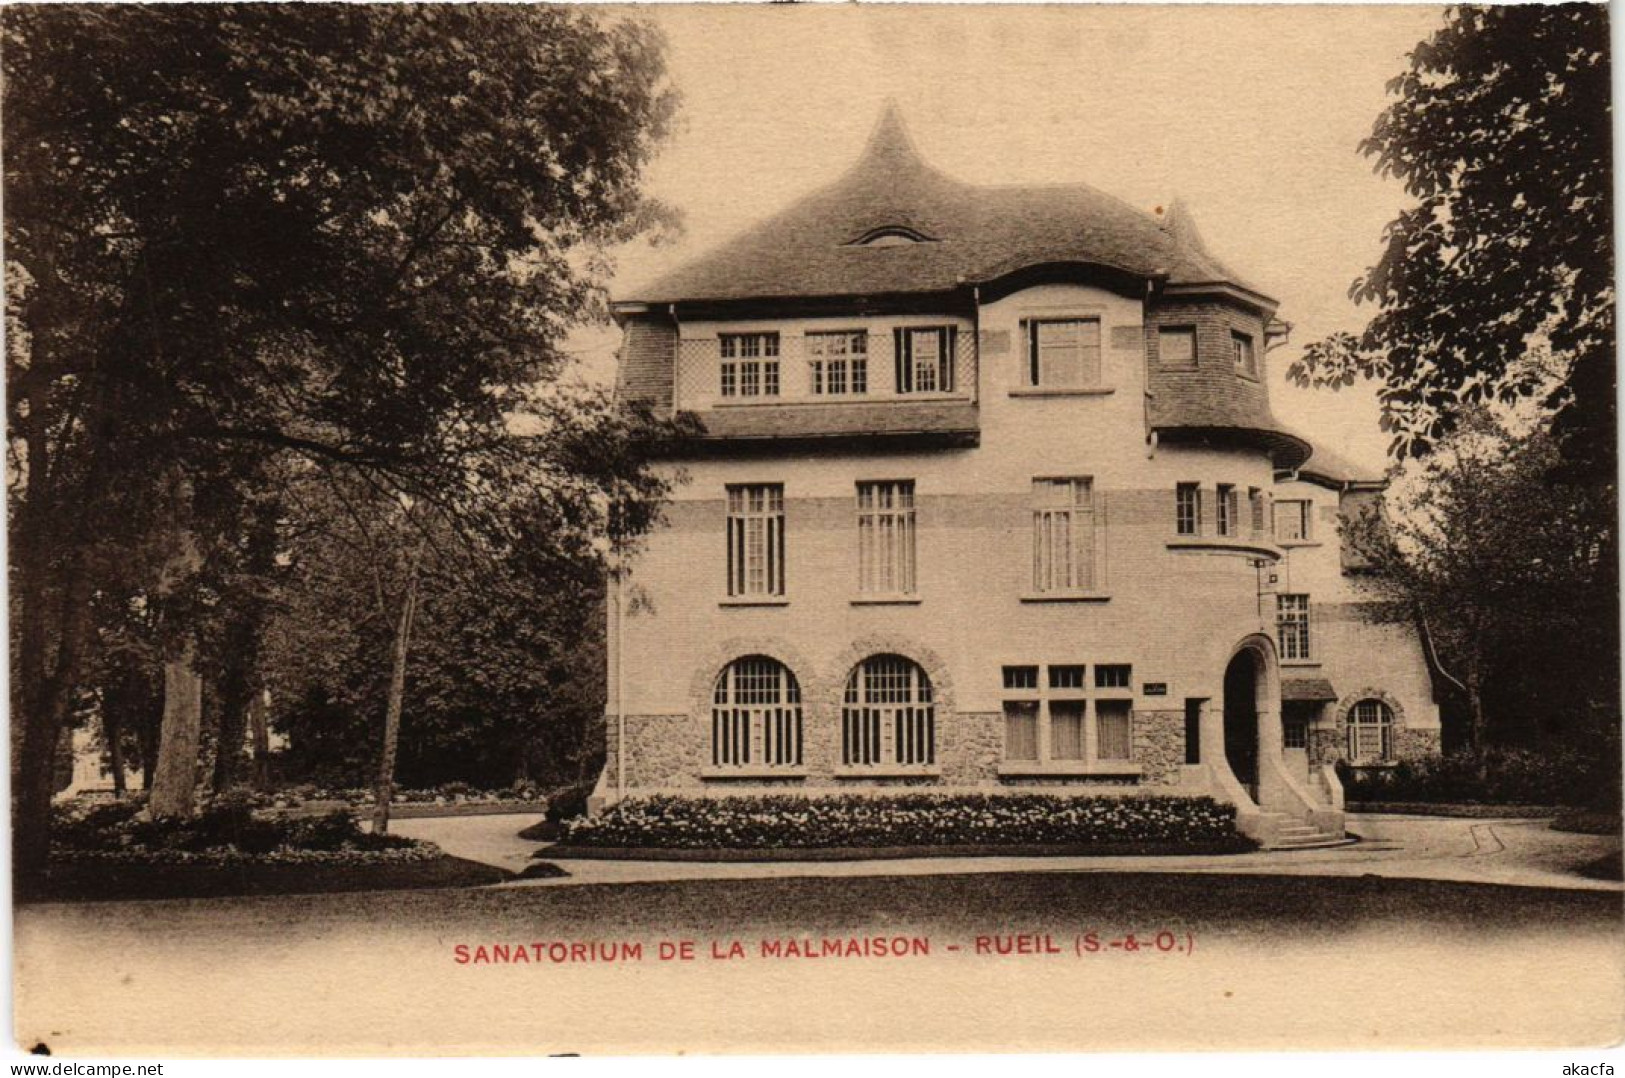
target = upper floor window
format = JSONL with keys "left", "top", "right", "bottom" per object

{"left": 1277, "top": 594, "right": 1311, "bottom": 661}
{"left": 893, "top": 327, "right": 956, "bottom": 394}
{"left": 857, "top": 480, "right": 916, "bottom": 596}
{"left": 1274, "top": 499, "right": 1312, "bottom": 543}
{"left": 1159, "top": 326, "right": 1197, "bottom": 369}
{"left": 1032, "top": 478, "right": 1096, "bottom": 593}
{"left": 1347, "top": 699, "right": 1394, "bottom": 763}
{"left": 1216, "top": 483, "right": 1239, "bottom": 537}
{"left": 807, "top": 331, "right": 868, "bottom": 396}
{"left": 1232, "top": 331, "right": 1258, "bottom": 378}
{"left": 726, "top": 484, "right": 784, "bottom": 598}
{"left": 1023, "top": 318, "right": 1101, "bottom": 388}
{"left": 719, "top": 333, "right": 780, "bottom": 398}
{"left": 1249, "top": 487, "right": 1267, "bottom": 536}
{"left": 1175, "top": 483, "right": 1202, "bottom": 536}
{"left": 712, "top": 656, "right": 802, "bottom": 769}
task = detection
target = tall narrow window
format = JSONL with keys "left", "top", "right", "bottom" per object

{"left": 1277, "top": 593, "right": 1311, "bottom": 660}
{"left": 726, "top": 484, "right": 785, "bottom": 597}
{"left": 719, "top": 333, "right": 780, "bottom": 398}
{"left": 1044, "top": 700, "right": 1081, "bottom": 760}
{"left": 842, "top": 655, "right": 935, "bottom": 768}
{"left": 857, "top": 480, "right": 916, "bottom": 595}
{"left": 893, "top": 327, "right": 956, "bottom": 394}
{"left": 712, "top": 657, "right": 802, "bottom": 768}
{"left": 1159, "top": 326, "right": 1197, "bottom": 368}
{"left": 1004, "top": 701, "right": 1039, "bottom": 761}
{"left": 1274, "top": 499, "right": 1312, "bottom": 542}
{"left": 1175, "top": 483, "right": 1202, "bottom": 536}
{"left": 1184, "top": 699, "right": 1203, "bottom": 764}
{"left": 1249, "top": 487, "right": 1266, "bottom": 536}
{"left": 1033, "top": 478, "right": 1096, "bottom": 593}
{"left": 1216, "top": 484, "right": 1239, "bottom": 537}
{"left": 807, "top": 331, "right": 868, "bottom": 396}
{"left": 1024, "top": 318, "right": 1102, "bottom": 388}
{"left": 1232, "top": 331, "right": 1257, "bottom": 377}
{"left": 1346, "top": 699, "right": 1394, "bottom": 763}
{"left": 1096, "top": 700, "right": 1133, "bottom": 761}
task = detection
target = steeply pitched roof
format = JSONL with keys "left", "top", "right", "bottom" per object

{"left": 1296, "top": 438, "right": 1387, "bottom": 487}
{"left": 623, "top": 104, "right": 1269, "bottom": 307}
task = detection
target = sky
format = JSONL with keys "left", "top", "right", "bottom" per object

{"left": 572, "top": 4, "right": 1449, "bottom": 472}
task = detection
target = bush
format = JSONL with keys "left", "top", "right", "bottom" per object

{"left": 1340, "top": 746, "right": 1614, "bottom": 808}
{"left": 51, "top": 802, "right": 426, "bottom": 860}
{"left": 545, "top": 780, "right": 596, "bottom": 825}
{"left": 558, "top": 794, "right": 1244, "bottom": 851}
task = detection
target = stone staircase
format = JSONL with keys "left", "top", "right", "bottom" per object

{"left": 1255, "top": 811, "right": 1353, "bottom": 850}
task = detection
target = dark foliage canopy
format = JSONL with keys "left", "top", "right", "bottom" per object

{"left": 1289, "top": 5, "right": 1613, "bottom": 475}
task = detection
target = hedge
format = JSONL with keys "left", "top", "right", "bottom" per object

{"left": 50, "top": 794, "right": 437, "bottom": 866}
{"left": 558, "top": 794, "right": 1248, "bottom": 851}
{"left": 1339, "top": 746, "right": 1621, "bottom": 810}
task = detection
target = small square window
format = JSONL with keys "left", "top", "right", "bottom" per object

{"left": 1283, "top": 718, "right": 1309, "bottom": 750}
{"left": 1002, "top": 665, "right": 1039, "bottom": 691}
{"left": 1095, "top": 664, "right": 1132, "bottom": 690}
{"left": 1159, "top": 327, "right": 1197, "bottom": 368}
{"left": 1048, "top": 665, "right": 1087, "bottom": 690}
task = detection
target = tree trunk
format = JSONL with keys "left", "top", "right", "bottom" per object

{"left": 372, "top": 551, "right": 423, "bottom": 835}
{"left": 13, "top": 551, "right": 97, "bottom": 881}
{"left": 149, "top": 643, "right": 204, "bottom": 819}
{"left": 1466, "top": 662, "right": 1487, "bottom": 751}
{"left": 249, "top": 689, "right": 272, "bottom": 791}
{"left": 105, "top": 703, "right": 127, "bottom": 799}
{"left": 211, "top": 636, "right": 256, "bottom": 795}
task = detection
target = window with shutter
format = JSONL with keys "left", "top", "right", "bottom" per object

{"left": 1024, "top": 318, "right": 1101, "bottom": 388}
{"left": 893, "top": 326, "right": 955, "bottom": 395}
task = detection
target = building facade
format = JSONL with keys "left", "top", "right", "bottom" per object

{"left": 598, "top": 108, "right": 1441, "bottom": 846}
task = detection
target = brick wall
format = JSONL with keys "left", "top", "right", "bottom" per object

{"left": 1144, "top": 298, "right": 1275, "bottom": 430}
{"left": 617, "top": 314, "right": 676, "bottom": 413}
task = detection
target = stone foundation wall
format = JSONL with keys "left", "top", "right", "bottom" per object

{"left": 1394, "top": 727, "right": 1441, "bottom": 761}
{"left": 940, "top": 711, "right": 1001, "bottom": 784}
{"left": 1307, "top": 692, "right": 1443, "bottom": 768}
{"left": 610, "top": 706, "right": 1191, "bottom": 794}
{"left": 1131, "top": 709, "right": 1186, "bottom": 786}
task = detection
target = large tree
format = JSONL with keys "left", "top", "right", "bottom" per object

{"left": 1343, "top": 412, "right": 1618, "bottom": 751}
{"left": 1289, "top": 4, "right": 1613, "bottom": 476}
{"left": 5, "top": 6, "right": 678, "bottom": 875}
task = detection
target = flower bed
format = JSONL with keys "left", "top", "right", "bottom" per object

{"left": 264, "top": 781, "right": 546, "bottom": 811}
{"left": 557, "top": 794, "right": 1251, "bottom": 853}
{"left": 30, "top": 796, "right": 504, "bottom": 903}
{"left": 50, "top": 796, "right": 434, "bottom": 864}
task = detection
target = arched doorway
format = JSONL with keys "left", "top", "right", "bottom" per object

{"left": 1223, "top": 650, "right": 1260, "bottom": 798}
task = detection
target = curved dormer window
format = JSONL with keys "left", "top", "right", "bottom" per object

{"left": 848, "top": 225, "right": 937, "bottom": 247}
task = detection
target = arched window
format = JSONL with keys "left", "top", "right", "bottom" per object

{"left": 712, "top": 657, "right": 802, "bottom": 768}
{"left": 842, "top": 655, "right": 935, "bottom": 768}
{"left": 1346, "top": 699, "right": 1394, "bottom": 763}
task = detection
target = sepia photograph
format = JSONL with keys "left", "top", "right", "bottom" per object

{"left": 5, "top": 0, "right": 1620, "bottom": 1061}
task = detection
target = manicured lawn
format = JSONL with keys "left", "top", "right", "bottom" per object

{"left": 18, "top": 854, "right": 510, "bottom": 903}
